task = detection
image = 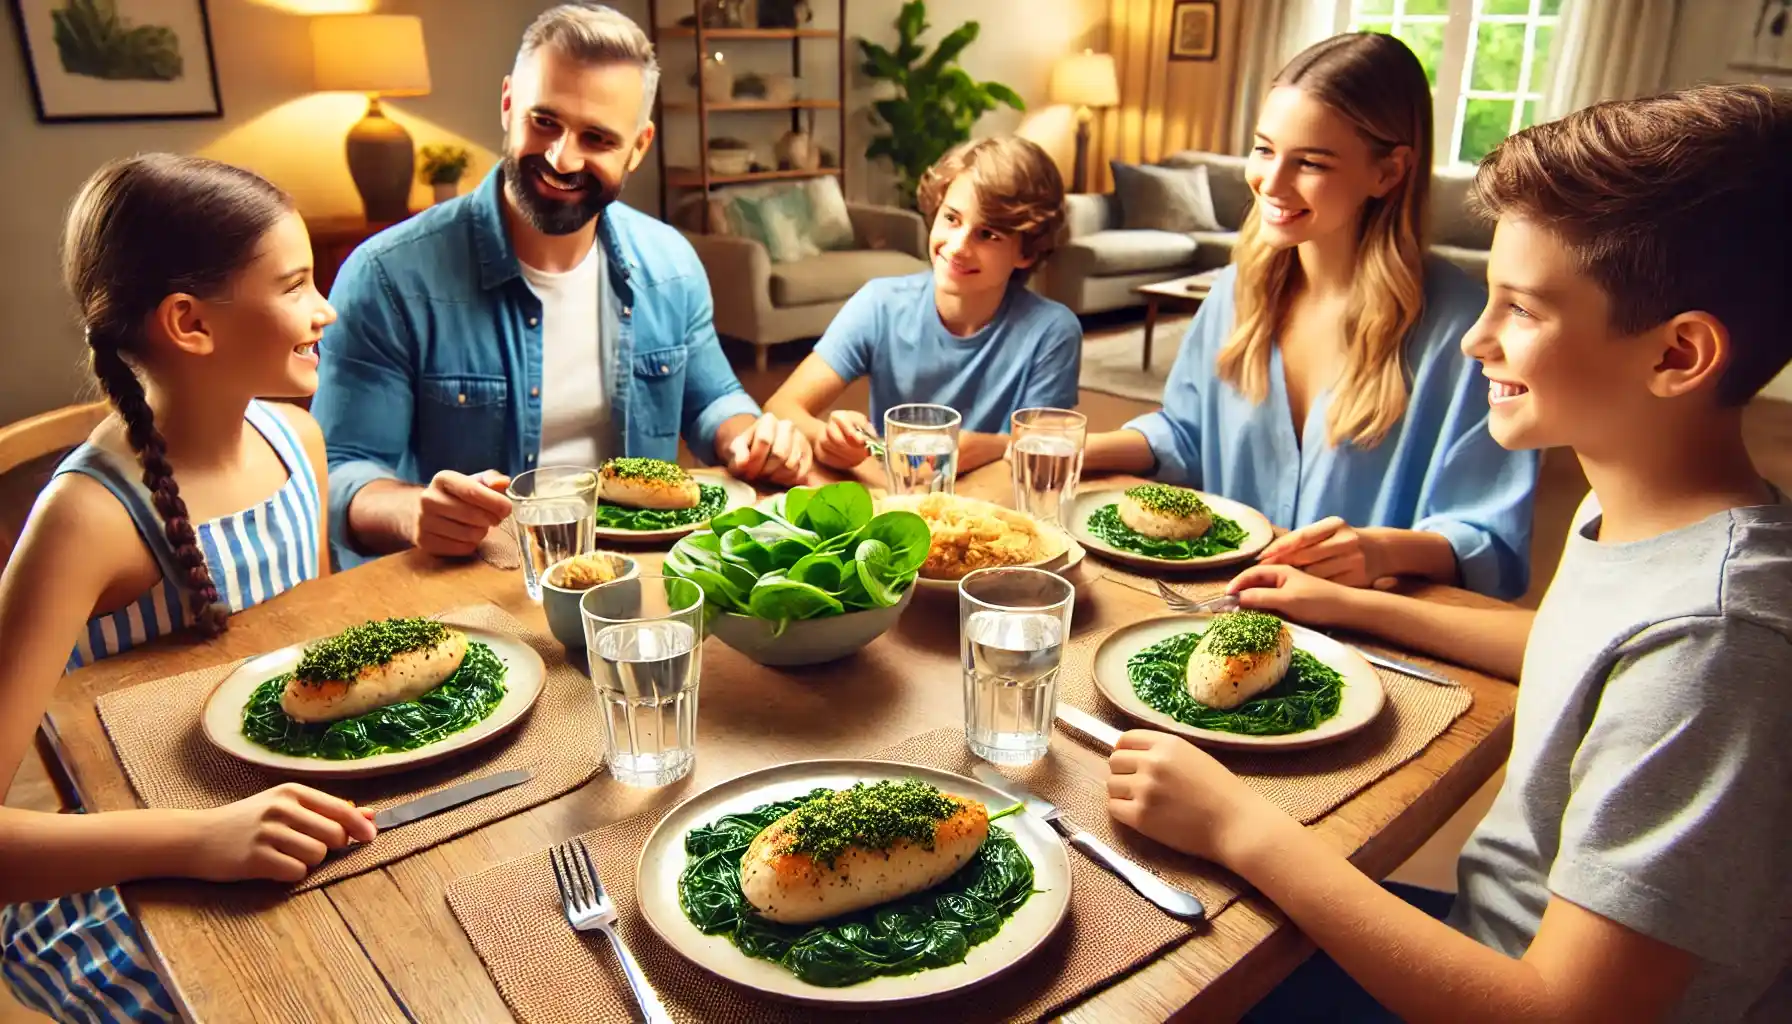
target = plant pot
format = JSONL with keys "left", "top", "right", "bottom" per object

{"left": 432, "top": 181, "right": 458, "bottom": 204}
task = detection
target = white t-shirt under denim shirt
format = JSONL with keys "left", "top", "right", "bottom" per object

{"left": 1450, "top": 489, "right": 1792, "bottom": 1022}
{"left": 522, "top": 241, "right": 613, "bottom": 468}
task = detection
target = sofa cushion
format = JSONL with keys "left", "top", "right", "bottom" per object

{"left": 1432, "top": 244, "right": 1490, "bottom": 280}
{"left": 770, "top": 249, "right": 928, "bottom": 307}
{"left": 1068, "top": 230, "right": 1205, "bottom": 276}
{"left": 1110, "top": 162, "right": 1221, "bottom": 232}
{"left": 1430, "top": 168, "right": 1491, "bottom": 251}
{"left": 1160, "top": 151, "right": 1253, "bottom": 229}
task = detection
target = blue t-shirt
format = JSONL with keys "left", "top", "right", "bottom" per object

{"left": 1125, "top": 259, "right": 1541, "bottom": 599}
{"left": 813, "top": 271, "right": 1083, "bottom": 434}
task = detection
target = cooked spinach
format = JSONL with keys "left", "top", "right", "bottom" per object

{"left": 241, "top": 641, "right": 508, "bottom": 759}
{"left": 595, "top": 483, "right": 729, "bottom": 531}
{"left": 1129, "top": 630, "right": 1343, "bottom": 734}
{"left": 664, "top": 482, "right": 930, "bottom": 633}
{"left": 679, "top": 788, "right": 1036, "bottom": 987}
{"left": 1086, "top": 503, "right": 1247, "bottom": 559}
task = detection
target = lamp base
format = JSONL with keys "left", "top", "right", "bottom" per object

{"left": 345, "top": 96, "right": 414, "bottom": 223}
{"left": 1072, "top": 107, "right": 1093, "bottom": 194}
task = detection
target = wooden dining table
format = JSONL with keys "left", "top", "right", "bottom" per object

{"left": 37, "top": 463, "right": 1518, "bottom": 1023}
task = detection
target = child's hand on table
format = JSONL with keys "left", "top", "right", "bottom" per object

{"left": 187, "top": 783, "right": 377, "bottom": 883}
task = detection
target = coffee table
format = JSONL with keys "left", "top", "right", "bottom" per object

{"left": 1134, "top": 268, "right": 1224, "bottom": 370}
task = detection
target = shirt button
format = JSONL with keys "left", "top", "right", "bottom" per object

{"left": 526, "top": 454, "right": 536, "bottom": 464}
{"left": 659, "top": 364, "right": 669, "bottom": 373}
{"left": 622, "top": 305, "right": 632, "bottom": 317}
{"left": 457, "top": 393, "right": 467, "bottom": 404}
{"left": 527, "top": 316, "right": 539, "bottom": 327}
{"left": 530, "top": 387, "right": 540, "bottom": 397}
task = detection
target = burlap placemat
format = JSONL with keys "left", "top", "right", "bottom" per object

{"left": 447, "top": 728, "right": 1239, "bottom": 1024}
{"left": 1067, "top": 575, "right": 1474, "bottom": 824}
{"left": 95, "top": 604, "right": 602, "bottom": 891}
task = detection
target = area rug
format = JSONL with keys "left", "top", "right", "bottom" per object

{"left": 1077, "top": 314, "right": 1192, "bottom": 402}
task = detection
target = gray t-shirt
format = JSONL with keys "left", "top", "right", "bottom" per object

{"left": 1450, "top": 491, "right": 1792, "bottom": 1022}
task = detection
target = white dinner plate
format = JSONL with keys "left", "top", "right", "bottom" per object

{"left": 1068, "top": 487, "right": 1275, "bottom": 572}
{"left": 634, "top": 759, "right": 1073, "bottom": 1008}
{"left": 592, "top": 470, "right": 757, "bottom": 544}
{"left": 1091, "top": 614, "right": 1384, "bottom": 751}
{"left": 200, "top": 625, "right": 547, "bottom": 779}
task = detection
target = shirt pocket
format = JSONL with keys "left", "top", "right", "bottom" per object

{"left": 417, "top": 374, "right": 509, "bottom": 473}
{"left": 630, "top": 347, "right": 689, "bottom": 439}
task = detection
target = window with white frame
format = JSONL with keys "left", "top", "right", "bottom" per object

{"left": 1341, "top": 0, "right": 1563, "bottom": 166}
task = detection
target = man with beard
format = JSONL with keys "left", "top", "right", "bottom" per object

{"left": 313, "top": 3, "right": 812, "bottom": 567}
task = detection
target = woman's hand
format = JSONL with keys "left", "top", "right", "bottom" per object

{"left": 186, "top": 783, "right": 377, "bottom": 883}
{"left": 725, "top": 413, "right": 815, "bottom": 485}
{"left": 1255, "top": 516, "right": 1388, "bottom": 588}
{"left": 1107, "top": 730, "right": 1287, "bottom": 864}
{"left": 1226, "top": 563, "right": 1368, "bottom": 629}
{"left": 816, "top": 410, "right": 876, "bottom": 469}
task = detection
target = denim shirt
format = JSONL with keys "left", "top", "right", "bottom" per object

{"left": 313, "top": 166, "right": 761, "bottom": 568}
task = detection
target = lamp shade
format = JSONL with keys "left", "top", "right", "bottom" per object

{"left": 312, "top": 15, "right": 431, "bottom": 96}
{"left": 1050, "top": 49, "right": 1118, "bottom": 109}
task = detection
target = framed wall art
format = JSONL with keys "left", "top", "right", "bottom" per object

{"left": 1169, "top": 1, "right": 1219, "bottom": 63}
{"left": 8, "top": 0, "right": 223, "bottom": 123}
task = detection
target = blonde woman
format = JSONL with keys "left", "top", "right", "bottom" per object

{"left": 1084, "top": 33, "right": 1539, "bottom": 599}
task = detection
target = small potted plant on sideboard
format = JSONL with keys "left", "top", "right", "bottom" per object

{"left": 419, "top": 144, "right": 471, "bottom": 204}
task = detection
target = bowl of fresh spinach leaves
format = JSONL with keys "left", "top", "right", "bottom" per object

{"left": 665, "top": 482, "right": 930, "bottom": 666}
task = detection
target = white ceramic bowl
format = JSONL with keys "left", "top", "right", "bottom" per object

{"left": 707, "top": 585, "right": 914, "bottom": 666}
{"left": 541, "top": 552, "right": 641, "bottom": 652}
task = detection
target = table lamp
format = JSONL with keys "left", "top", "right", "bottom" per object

{"left": 1050, "top": 49, "right": 1119, "bottom": 194}
{"left": 311, "top": 15, "right": 432, "bottom": 222}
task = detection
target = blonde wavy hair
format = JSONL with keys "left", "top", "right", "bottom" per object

{"left": 1217, "top": 32, "right": 1433, "bottom": 449}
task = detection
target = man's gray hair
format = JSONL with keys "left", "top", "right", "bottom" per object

{"left": 516, "top": 4, "right": 660, "bottom": 130}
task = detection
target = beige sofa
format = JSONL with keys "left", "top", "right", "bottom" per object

{"left": 1033, "top": 152, "right": 1493, "bottom": 315}
{"left": 683, "top": 203, "right": 930, "bottom": 371}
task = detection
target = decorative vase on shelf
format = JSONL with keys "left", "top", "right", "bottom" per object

{"left": 700, "top": 52, "right": 733, "bottom": 101}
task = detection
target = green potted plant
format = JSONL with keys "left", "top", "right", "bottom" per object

{"left": 418, "top": 144, "right": 471, "bottom": 204}
{"left": 859, "top": 1, "right": 1025, "bottom": 208}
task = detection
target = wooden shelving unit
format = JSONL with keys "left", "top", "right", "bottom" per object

{"left": 647, "top": 1, "right": 849, "bottom": 231}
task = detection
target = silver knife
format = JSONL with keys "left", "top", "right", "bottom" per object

{"left": 1055, "top": 703, "right": 1122, "bottom": 752}
{"left": 971, "top": 764, "right": 1205, "bottom": 923}
{"left": 1355, "top": 649, "right": 1458, "bottom": 687}
{"left": 328, "top": 768, "right": 535, "bottom": 858}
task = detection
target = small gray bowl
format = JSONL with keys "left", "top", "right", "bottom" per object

{"left": 707, "top": 585, "right": 915, "bottom": 667}
{"left": 542, "top": 552, "right": 641, "bottom": 652}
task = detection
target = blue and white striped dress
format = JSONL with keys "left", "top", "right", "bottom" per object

{"left": 3, "top": 400, "right": 321, "bottom": 1024}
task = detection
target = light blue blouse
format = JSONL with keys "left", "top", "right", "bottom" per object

{"left": 1125, "top": 260, "right": 1540, "bottom": 599}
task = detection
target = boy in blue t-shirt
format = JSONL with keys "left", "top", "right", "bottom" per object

{"left": 1110, "top": 85, "right": 1792, "bottom": 1023}
{"left": 765, "top": 136, "right": 1083, "bottom": 472}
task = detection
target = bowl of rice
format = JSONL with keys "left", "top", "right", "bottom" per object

{"left": 877, "top": 493, "right": 1076, "bottom": 590}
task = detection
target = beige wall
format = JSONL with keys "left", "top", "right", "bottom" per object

{"left": 0, "top": 0, "right": 1104, "bottom": 426}
{"left": 1661, "top": 0, "right": 1792, "bottom": 402}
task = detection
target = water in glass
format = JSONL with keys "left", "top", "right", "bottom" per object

{"left": 963, "top": 609, "right": 1065, "bottom": 764}
{"left": 1010, "top": 433, "right": 1083, "bottom": 525}
{"left": 590, "top": 619, "right": 700, "bottom": 786}
{"left": 886, "top": 433, "right": 959, "bottom": 495}
{"left": 513, "top": 498, "right": 595, "bottom": 600}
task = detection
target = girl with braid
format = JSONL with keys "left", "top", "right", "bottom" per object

{"left": 0, "top": 154, "right": 378, "bottom": 1023}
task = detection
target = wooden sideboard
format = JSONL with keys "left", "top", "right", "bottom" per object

{"left": 305, "top": 212, "right": 415, "bottom": 297}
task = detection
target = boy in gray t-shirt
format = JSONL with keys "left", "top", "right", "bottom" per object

{"left": 1104, "top": 83, "right": 1792, "bottom": 1023}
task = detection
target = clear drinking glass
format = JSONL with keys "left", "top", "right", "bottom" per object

{"left": 883, "top": 403, "right": 962, "bottom": 495}
{"left": 1009, "top": 408, "right": 1087, "bottom": 526}
{"left": 580, "top": 575, "right": 704, "bottom": 787}
{"left": 959, "top": 566, "right": 1074, "bottom": 766}
{"left": 508, "top": 466, "right": 598, "bottom": 600}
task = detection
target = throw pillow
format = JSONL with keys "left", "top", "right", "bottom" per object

{"left": 720, "top": 184, "right": 822, "bottom": 263}
{"left": 802, "top": 175, "right": 856, "bottom": 251}
{"left": 1110, "top": 161, "right": 1222, "bottom": 233}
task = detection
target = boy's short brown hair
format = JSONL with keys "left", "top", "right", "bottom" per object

{"left": 1472, "top": 84, "right": 1792, "bottom": 404}
{"left": 916, "top": 137, "right": 1067, "bottom": 280}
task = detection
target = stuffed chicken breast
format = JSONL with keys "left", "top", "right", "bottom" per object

{"left": 281, "top": 618, "right": 468, "bottom": 723}
{"left": 1185, "top": 611, "right": 1294, "bottom": 709}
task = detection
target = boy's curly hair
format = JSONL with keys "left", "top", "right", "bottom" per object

{"left": 1471, "top": 84, "right": 1792, "bottom": 404}
{"left": 916, "top": 137, "right": 1067, "bottom": 281}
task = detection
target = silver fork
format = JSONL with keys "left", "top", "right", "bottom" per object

{"left": 1152, "top": 580, "right": 1459, "bottom": 687}
{"left": 550, "top": 838, "right": 672, "bottom": 1024}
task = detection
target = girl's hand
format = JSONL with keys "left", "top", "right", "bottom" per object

{"left": 1227, "top": 563, "right": 1367, "bottom": 629}
{"left": 188, "top": 784, "right": 377, "bottom": 883}
{"left": 816, "top": 410, "right": 875, "bottom": 469}
{"left": 1255, "top": 516, "right": 1387, "bottom": 588}
{"left": 1107, "top": 730, "right": 1284, "bottom": 864}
